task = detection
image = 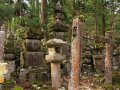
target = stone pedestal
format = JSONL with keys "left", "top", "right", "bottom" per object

{"left": 51, "top": 63, "right": 61, "bottom": 88}
{"left": 21, "top": 28, "right": 44, "bottom": 68}
{"left": 22, "top": 52, "right": 44, "bottom": 68}
{"left": 93, "top": 55, "right": 104, "bottom": 73}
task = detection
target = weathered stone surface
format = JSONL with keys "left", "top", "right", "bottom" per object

{"left": 83, "top": 51, "right": 91, "bottom": 58}
{"left": 45, "top": 54, "right": 66, "bottom": 63}
{"left": 22, "top": 29, "right": 44, "bottom": 39}
{"left": 23, "top": 39, "right": 41, "bottom": 52}
{"left": 51, "top": 63, "right": 61, "bottom": 88}
{"left": 83, "top": 58, "right": 92, "bottom": 64}
{"left": 0, "top": 31, "right": 5, "bottom": 62}
{"left": 52, "top": 1, "right": 69, "bottom": 32}
{"left": 69, "top": 18, "right": 83, "bottom": 90}
{"left": 4, "top": 53, "right": 15, "bottom": 60}
{"left": 105, "top": 31, "right": 113, "bottom": 84}
{"left": 19, "top": 69, "right": 29, "bottom": 82}
{"left": 46, "top": 38, "right": 66, "bottom": 47}
{"left": 6, "top": 61, "right": 15, "bottom": 73}
{"left": 61, "top": 45, "right": 70, "bottom": 60}
{"left": 4, "top": 72, "right": 10, "bottom": 80}
{"left": 29, "top": 67, "right": 48, "bottom": 83}
{"left": 23, "top": 52, "right": 44, "bottom": 67}
{"left": 82, "top": 64, "right": 92, "bottom": 74}
{"left": 93, "top": 55, "right": 104, "bottom": 73}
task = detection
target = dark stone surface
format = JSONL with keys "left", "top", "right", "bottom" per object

{"left": 22, "top": 29, "right": 44, "bottom": 40}
{"left": 23, "top": 52, "right": 44, "bottom": 68}
{"left": 4, "top": 53, "right": 15, "bottom": 60}
{"left": 24, "top": 39, "right": 41, "bottom": 52}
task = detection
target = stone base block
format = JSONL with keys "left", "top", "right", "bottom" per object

{"left": 29, "top": 67, "right": 48, "bottom": 83}
{"left": 93, "top": 55, "right": 104, "bottom": 73}
{"left": 82, "top": 64, "right": 92, "bottom": 74}
{"left": 4, "top": 53, "right": 15, "bottom": 60}
{"left": 21, "top": 52, "right": 44, "bottom": 68}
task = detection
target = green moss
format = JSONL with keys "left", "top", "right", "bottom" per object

{"left": 2, "top": 78, "right": 16, "bottom": 90}
{"left": 3, "top": 78, "right": 15, "bottom": 84}
{"left": 13, "top": 86, "right": 23, "bottom": 90}
{"left": 113, "top": 71, "right": 120, "bottom": 85}
{"left": 103, "top": 84, "right": 114, "bottom": 90}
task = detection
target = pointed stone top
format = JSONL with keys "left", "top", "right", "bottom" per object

{"left": 56, "top": 1, "right": 61, "bottom": 8}
{"left": 46, "top": 38, "right": 66, "bottom": 46}
{"left": 55, "top": 1, "right": 63, "bottom": 13}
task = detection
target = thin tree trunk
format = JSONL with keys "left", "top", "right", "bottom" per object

{"left": 102, "top": 0, "right": 106, "bottom": 36}
{"left": 110, "top": 0, "right": 115, "bottom": 31}
{"left": 41, "top": 0, "right": 48, "bottom": 40}
{"left": 94, "top": 0, "right": 98, "bottom": 34}
{"left": 68, "top": 18, "right": 83, "bottom": 90}
{"left": 41, "top": 0, "right": 46, "bottom": 25}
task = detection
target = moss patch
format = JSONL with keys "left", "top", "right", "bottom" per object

{"left": 13, "top": 86, "right": 23, "bottom": 90}
{"left": 103, "top": 84, "right": 114, "bottom": 90}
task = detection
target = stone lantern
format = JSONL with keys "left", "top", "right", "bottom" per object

{"left": 45, "top": 38, "right": 66, "bottom": 89}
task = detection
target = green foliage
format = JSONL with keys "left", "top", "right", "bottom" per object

{"left": 2, "top": 78, "right": 16, "bottom": 90}
{"left": 20, "top": 17, "right": 40, "bottom": 27}
{"left": 0, "top": 3, "right": 14, "bottom": 21}
{"left": 113, "top": 71, "right": 120, "bottom": 85}
{"left": 3, "top": 78, "right": 15, "bottom": 84}
{"left": 103, "top": 84, "right": 114, "bottom": 90}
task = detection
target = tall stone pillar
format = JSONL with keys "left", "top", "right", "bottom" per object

{"left": 0, "top": 31, "right": 5, "bottom": 62}
{"left": 105, "top": 31, "right": 113, "bottom": 84}
{"left": 68, "top": 18, "right": 83, "bottom": 90}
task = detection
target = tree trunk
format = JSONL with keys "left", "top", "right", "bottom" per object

{"left": 110, "top": 0, "right": 115, "bottom": 31}
{"left": 41, "top": 0, "right": 48, "bottom": 40}
{"left": 41, "top": 0, "right": 46, "bottom": 25}
{"left": 102, "top": 0, "right": 106, "bottom": 36}
{"left": 68, "top": 18, "right": 83, "bottom": 90}
{"left": 94, "top": 0, "right": 98, "bottom": 34}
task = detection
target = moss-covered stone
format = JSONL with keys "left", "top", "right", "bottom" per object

{"left": 23, "top": 39, "right": 41, "bottom": 52}
{"left": 22, "top": 28, "right": 44, "bottom": 39}
{"left": 2, "top": 78, "right": 15, "bottom": 90}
